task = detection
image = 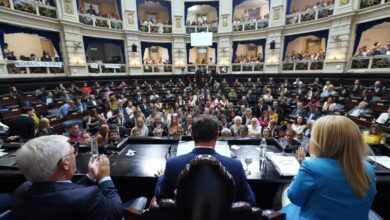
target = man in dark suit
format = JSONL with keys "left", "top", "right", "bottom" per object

{"left": 9, "top": 106, "right": 35, "bottom": 140}
{"left": 12, "top": 135, "right": 124, "bottom": 220}
{"left": 154, "top": 115, "right": 256, "bottom": 205}
{"left": 305, "top": 104, "right": 322, "bottom": 121}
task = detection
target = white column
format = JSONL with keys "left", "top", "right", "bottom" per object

{"left": 123, "top": 0, "right": 138, "bottom": 31}
{"left": 172, "top": 0, "right": 185, "bottom": 34}
{"left": 265, "top": 30, "right": 283, "bottom": 73}
{"left": 324, "top": 16, "right": 354, "bottom": 73}
{"left": 63, "top": 25, "right": 88, "bottom": 76}
{"left": 219, "top": 0, "right": 232, "bottom": 33}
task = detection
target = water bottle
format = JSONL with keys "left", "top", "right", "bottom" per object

{"left": 259, "top": 138, "right": 267, "bottom": 170}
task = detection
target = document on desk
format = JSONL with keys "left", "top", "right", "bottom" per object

{"left": 176, "top": 141, "right": 231, "bottom": 158}
{"left": 268, "top": 155, "right": 301, "bottom": 176}
{"left": 368, "top": 156, "right": 390, "bottom": 170}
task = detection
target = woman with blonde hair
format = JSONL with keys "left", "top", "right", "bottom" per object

{"left": 281, "top": 115, "right": 376, "bottom": 219}
{"left": 95, "top": 124, "right": 109, "bottom": 145}
{"left": 35, "top": 117, "right": 56, "bottom": 137}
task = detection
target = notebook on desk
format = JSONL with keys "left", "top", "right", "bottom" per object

{"left": 367, "top": 156, "right": 390, "bottom": 174}
{"left": 0, "top": 157, "right": 17, "bottom": 169}
{"left": 267, "top": 153, "right": 301, "bottom": 176}
{"left": 176, "top": 141, "right": 231, "bottom": 158}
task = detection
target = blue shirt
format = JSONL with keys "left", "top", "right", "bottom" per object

{"left": 282, "top": 158, "right": 376, "bottom": 220}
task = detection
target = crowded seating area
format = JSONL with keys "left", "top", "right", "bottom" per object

{"left": 1, "top": 0, "right": 390, "bottom": 219}
{"left": 1, "top": 76, "right": 389, "bottom": 141}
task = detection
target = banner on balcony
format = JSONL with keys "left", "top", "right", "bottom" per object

{"left": 89, "top": 63, "right": 99, "bottom": 69}
{"left": 104, "top": 63, "right": 122, "bottom": 69}
{"left": 14, "top": 61, "right": 62, "bottom": 68}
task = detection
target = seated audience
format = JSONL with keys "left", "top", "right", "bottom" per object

{"left": 280, "top": 116, "right": 376, "bottom": 220}
{"left": 154, "top": 115, "right": 256, "bottom": 205}
{"left": 35, "top": 117, "right": 56, "bottom": 137}
{"left": 291, "top": 116, "right": 306, "bottom": 136}
{"left": 12, "top": 135, "right": 124, "bottom": 219}
{"left": 348, "top": 101, "right": 372, "bottom": 118}
{"left": 68, "top": 124, "right": 83, "bottom": 143}
{"left": 96, "top": 124, "right": 110, "bottom": 145}
{"left": 131, "top": 117, "right": 148, "bottom": 136}
{"left": 247, "top": 118, "right": 261, "bottom": 137}
{"left": 362, "top": 124, "right": 386, "bottom": 144}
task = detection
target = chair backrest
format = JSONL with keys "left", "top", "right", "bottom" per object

{"left": 175, "top": 154, "right": 236, "bottom": 220}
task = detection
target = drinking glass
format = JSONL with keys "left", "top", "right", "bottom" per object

{"left": 280, "top": 137, "right": 288, "bottom": 156}
{"left": 244, "top": 156, "right": 253, "bottom": 176}
{"left": 90, "top": 137, "right": 99, "bottom": 158}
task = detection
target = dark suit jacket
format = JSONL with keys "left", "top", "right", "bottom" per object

{"left": 155, "top": 148, "right": 256, "bottom": 206}
{"left": 12, "top": 177, "right": 123, "bottom": 220}
{"left": 9, "top": 115, "right": 35, "bottom": 139}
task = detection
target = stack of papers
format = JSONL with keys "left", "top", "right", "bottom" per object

{"left": 367, "top": 156, "right": 390, "bottom": 170}
{"left": 177, "top": 141, "right": 231, "bottom": 158}
{"left": 268, "top": 154, "right": 301, "bottom": 176}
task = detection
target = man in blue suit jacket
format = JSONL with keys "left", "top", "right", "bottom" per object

{"left": 12, "top": 135, "right": 123, "bottom": 220}
{"left": 155, "top": 115, "right": 256, "bottom": 206}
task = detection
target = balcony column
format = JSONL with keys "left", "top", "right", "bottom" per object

{"left": 126, "top": 34, "right": 142, "bottom": 75}
{"left": 62, "top": 25, "right": 88, "bottom": 76}
{"left": 324, "top": 16, "right": 354, "bottom": 73}
{"left": 123, "top": 0, "right": 138, "bottom": 31}
{"left": 265, "top": 30, "right": 283, "bottom": 73}
{"left": 219, "top": 0, "right": 232, "bottom": 33}
{"left": 173, "top": 36, "right": 186, "bottom": 75}
{"left": 58, "top": 0, "right": 79, "bottom": 22}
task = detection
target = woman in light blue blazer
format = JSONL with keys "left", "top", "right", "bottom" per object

{"left": 281, "top": 115, "right": 376, "bottom": 220}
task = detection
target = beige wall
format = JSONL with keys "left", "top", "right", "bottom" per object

{"left": 291, "top": 0, "right": 321, "bottom": 11}
{"left": 138, "top": 7, "right": 169, "bottom": 22}
{"left": 189, "top": 47, "right": 215, "bottom": 64}
{"left": 187, "top": 6, "right": 217, "bottom": 22}
{"left": 143, "top": 47, "right": 169, "bottom": 62}
{"left": 236, "top": 44, "right": 263, "bottom": 57}
{"left": 4, "top": 33, "right": 57, "bottom": 58}
{"left": 286, "top": 35, "right": 325, "bottom": 55}
{"left": 357, "top": 22, "right": 390, "bottom": 53}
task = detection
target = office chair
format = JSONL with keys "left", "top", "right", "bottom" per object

{"left": 146, "top": 155, "right": 285, "bottom": 220}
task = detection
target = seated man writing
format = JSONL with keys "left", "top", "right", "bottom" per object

{"left": 154, "top": 115, "right": 256, "bottom": 205}
{"left": 12, "top": 135, "right": 123, "bottom": 220}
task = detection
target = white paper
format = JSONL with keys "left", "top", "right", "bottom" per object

{"left": 231, "top": 145, "right": 240, "bottom": 150}
{"left": 0, "top": 152, "right": 7, "bottom": 157}
{"left": 126, "top": 149, "right": 136, "bottom": 156}
{"left": 368, "top": 156, "right": 390, "bottom": 170}
{"left": 268, "top": 155, "right": 301, "bottom": 176}
{"left": 177, "top": 141, "right": 231, "bottom": 158}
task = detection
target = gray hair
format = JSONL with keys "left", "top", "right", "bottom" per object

{"left": 221, "top": 128, "right": 232, "bottom": 137}
{"left": 16, "top": 135, "right": 70, "bottom": 182}
{"left": 234, "top": 116, "right": 243, "bottom": 124}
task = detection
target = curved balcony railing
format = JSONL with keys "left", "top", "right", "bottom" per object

{"left": 186, "top": 64, "right": 217, "bottom": 73}
{"left": 232, "top": 20, "right": 269, "bottom": 32}
{"left": 0, "top": 0, "right": 57, "bottom": 18}
{"left": 143, "top": 64, "right": 173, "bottom": 73}
{"left": 350, "top": 55, "right": 390, "bottom": 69}
{"left": 186, "top": 25, "right": 218, "bottom": 34}
{"left": 88, "top": 63, "right": 126, "bottom": 74}
{"left": 282, "top": 60, "right": 324, "bottom": 71}
{"left": 286, "top": 5, "right": 334, "bottom": 25}
{"left": 139, "top": 24, "right": 172, "bottom": 33}
{"left": 231, "top": 63, "right": 264, "bottom": 73}
{"left": 360, "top": 0, "right": 389, "bottom": 9}
{"left": 79, "top": 14, "right": 122, "bottom": 29}
{"left": 5, "top": 60, "right": 64, "bottom": 74}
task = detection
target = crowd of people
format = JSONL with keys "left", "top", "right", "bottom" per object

{"left": 143, "top": 57, "right": 170, "bottom": 65}
{"left": 354, "top": 41, "right": 390, "bottom": 57}
{"left": 2, "top": 76, "right": 388, "bottom": 147}
{"left": 233, "top": 53, "right": 263, "bottom": 63}
{"left": 233, "top": 10, "right": 269, "bottom": 24}
{"left": 186, "top": 19, "right": 218, "bottom": 26}
{"left": 140, "top": 18, "right": 170, "bottom": 26}
{"left": 82, "top": 4, "right": 120, "bottom": 20}
{"left": 2, "top": 43, "right": 59, "bottom": 62}
{"left": 285, "top": 50, "right": 326, "bottom": 61}
{"left": 1, "top": 75, "right": 387, "bottom": 219}
{"left": 289, "top": 0, "right": 334, "bottom": 14}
